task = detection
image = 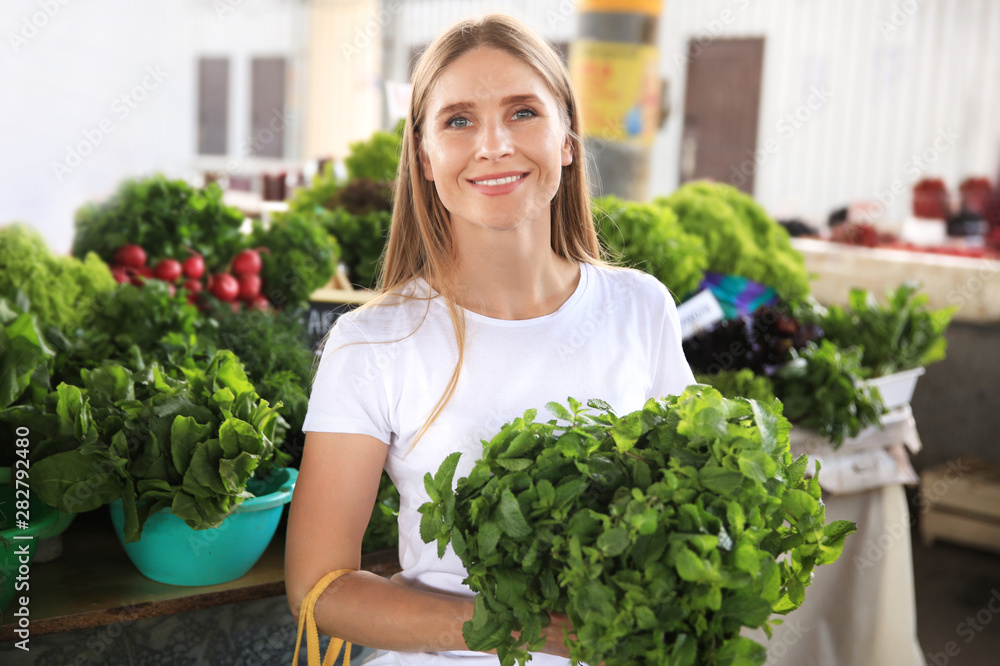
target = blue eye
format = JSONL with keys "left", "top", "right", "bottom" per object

{"left": 445, "top": 107, "right": 538, "bottom": 129}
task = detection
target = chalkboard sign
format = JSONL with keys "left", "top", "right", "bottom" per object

{"left": 303, "top": 287, "right": 376, "bottom": 352}
{"left": 304, "top": 301, "right": 357, "bottom": 352}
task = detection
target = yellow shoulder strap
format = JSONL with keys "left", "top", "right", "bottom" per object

{"left": 292, "top": 568, "right": 358, "bottom": 666}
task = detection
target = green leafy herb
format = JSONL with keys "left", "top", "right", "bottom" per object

{"left": 250, "top": 210, "right": 340, "bottom": 309}
{"left": 656, "top": 182, "right": 810, "bottom": 304}
{"left": 419, "top": 388, "right": 855, "bottom": 665}
{"left": 344, "top": 120, "right": 404, "bottom": 183}
{"left": 312, "top": 207, "right": 389, "bottom": 290}
{"left": 211, "top": 307, "right": 316, "bottom": 463}
{"left": 696, "top": 369, "right": 777, "bottom": 404}
{"left": 812, "top": 283, "right": 956, "bottom": 377}
{"left": 0, "top": 225, "right": 115, "bottom": 333}
{"left": 23, "top": 350, "right": 287, "bottom": 539}
{"left": 362, "top": 471, "right": 400, "bottom": 553}
{"left": 774, "top": 340, "right": 884, "bottom": 446}
{"left": 73, "top": 174, "right": 247, "bottom": 274}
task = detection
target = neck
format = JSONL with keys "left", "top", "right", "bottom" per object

{"left": 447, "top": 220, "right": 580, "bottom": 320}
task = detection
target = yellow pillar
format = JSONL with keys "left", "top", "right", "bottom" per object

{"left": 304, "top": 0, "right": 383, "bottom": 161}
{"left": 569, "top": 0, "right": 666, "bottom": 200}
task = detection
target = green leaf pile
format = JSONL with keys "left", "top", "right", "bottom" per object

{"left": 419, "top": 387, "right": 855, "bottom": 665}
{"left": 592, "top": 195, "right": 708, "bottom": 300}
{"left": 812, "top": 282, "right": 956, "bottom": 377}
{"left": 73, "top": 174, "right": 246, "bottom": 274}
{"left": 19, "top": 350, "right": 287, "bottom": 541}
{"left": 775, "top": 340, "right": 884, "bottom": 446}
{"left": 0, "top": 225, "right": 115, "bottom": 333}
{"left": 250, "top": 210, "right": 340, "bottom": 308}
{"left": 696, "top": 369, "right": 777, "bottom": 405}
{"left": 655, "top": 182, "right": 810, "bottom": 304}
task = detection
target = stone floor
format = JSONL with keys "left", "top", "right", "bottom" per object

{"left": 3, "top": 523, "right": 999, "bottom": 665}
{"left": 911, "top": 527, "right": 1000, "bottom": 666}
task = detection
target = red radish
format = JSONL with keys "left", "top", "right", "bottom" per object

{"left": 130, "top": 273, "right": 147, "bottom": 287}
{"left": 238, "top": 274, "right": 261, "bottom": 301}
{"left": 229, "top": 301, "right": 241, "bottom": 314}
{"left": 166, "top": 284, "right": 177, "bottom": 298}
{"left": 183, "top": 279, "right": 202, "bottom": 293}
{"left": 248, "top": 295, "right": 271, "bottom": 312}
{"left": 208, "top": 274, "right": 239, "bottom": 302}
{"left": 111, "top": 266, "right": 131, "bottom": 284}
{"left": 114, "top": 244, "right": 147, "bottom": 268}
{"left": 154, "top": 258, "right": 182, "bottom": 282}
{"left": 186, "top": 290, "right": 200, "bottom": 306}
{"left": 182, "top": 253, "right": 205, "bottom": 279}
{"left": 231, "top": 249, "right": 263, "bottom": 276}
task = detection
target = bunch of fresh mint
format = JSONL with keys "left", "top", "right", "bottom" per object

{"left": 420, "top": 387, "right": 855, "bottom": 666}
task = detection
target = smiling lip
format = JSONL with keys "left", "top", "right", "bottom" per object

{"left": 467, "top": 171, "right": 528, "bottom": 196}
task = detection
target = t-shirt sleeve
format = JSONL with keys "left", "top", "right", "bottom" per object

{"left": 649, "top": 281, "right": 697, "bottom": 400}
{"left": 301, "top": 314, "right": 393, "bottom": 445}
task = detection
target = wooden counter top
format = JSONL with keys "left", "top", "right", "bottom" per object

{"left": 0, "top": 508, "right": 400, "bottom": 641}
{"left": 792, "top": 238, "right": 1000, "bottom": 323}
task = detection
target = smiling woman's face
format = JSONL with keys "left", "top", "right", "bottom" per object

{"left": 418, "top": 46, "right": 573, "bottom": 237}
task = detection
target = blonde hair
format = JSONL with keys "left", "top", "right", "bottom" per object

{"left": 362, "top": 13, "right": 603, "bottom": 447}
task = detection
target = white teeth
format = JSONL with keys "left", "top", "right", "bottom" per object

{"left": 472, "top": 174, "right": 524, "bottom": 186}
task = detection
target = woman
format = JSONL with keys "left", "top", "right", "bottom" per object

{"left": 285, "top": 13, "right": 695, "bottom": 664}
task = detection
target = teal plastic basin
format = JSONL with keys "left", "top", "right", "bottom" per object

{"left": 108, "top": 467, "right": 297, "bottom": 586}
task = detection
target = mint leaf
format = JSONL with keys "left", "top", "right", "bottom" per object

{"left": 498, "top": 489, "right": 531, "bottom": 538}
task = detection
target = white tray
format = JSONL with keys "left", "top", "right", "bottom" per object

{"left": 866, "top": 366, "right": 925, "bottom": 410}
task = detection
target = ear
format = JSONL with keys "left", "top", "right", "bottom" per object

{"left": 416, "top": 133, "right": 435, "bottom": 182}
{"left": 561, "top": 133, "right": 573, "bottom": 167}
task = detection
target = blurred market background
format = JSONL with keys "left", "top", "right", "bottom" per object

{"left": 2, "top": 1, "right": 1000, "bottom": 665}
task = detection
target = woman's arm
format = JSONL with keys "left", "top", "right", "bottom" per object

{"left": 285, "top": 431, "right": 578, "bottom": 656}
{"left": 285, "top": 431, "right": 475, "bottom": 651}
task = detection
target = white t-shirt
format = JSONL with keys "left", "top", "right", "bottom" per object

{"left": 303, "top": 261, "right": 695, "bottom": 665}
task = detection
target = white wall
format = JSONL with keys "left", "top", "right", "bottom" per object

{"left": 1, "top": 0, "right": 305, "bottom": 255}
{"left": 4, "top": 0, "right": 997, "bottom": 256}
{"left": 651, "top": 0, "right": 1000, "bottom": 226}
{"left": 381, "top": 0, "right": 578, "bottom": 83}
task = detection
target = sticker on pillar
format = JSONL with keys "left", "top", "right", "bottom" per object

{"left": 578, "top": 0, "right": 664, "bottom": 16}
{"left": 568, "top": 40, "right": 661, "bottom": 144}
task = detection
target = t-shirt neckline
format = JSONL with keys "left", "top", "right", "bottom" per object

{"left": 417, "top": 261, "right": 591, "bottom": 328}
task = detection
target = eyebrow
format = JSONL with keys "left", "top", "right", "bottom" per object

{"left": 434, "top": 94, "right": 543, "bottom": 119}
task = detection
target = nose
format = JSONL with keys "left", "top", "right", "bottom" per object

{"left": 475, "top": 119, "right": 513, "bottom": 162}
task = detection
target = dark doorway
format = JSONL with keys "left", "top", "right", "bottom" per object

{"left": 250, "top": 57, "right": 287, "bottom": 158}
{"left": 197, "top": 58, "right": 229, "bottom": 155}
{"left": 679, "top": 38, "right": 765, "bottom": 194}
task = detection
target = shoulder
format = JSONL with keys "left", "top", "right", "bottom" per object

{"left": 586, "top": 262, "right": 678, "bottom": 309}
{"left": 329, "top": 279, "right": 440, "bottom": 344}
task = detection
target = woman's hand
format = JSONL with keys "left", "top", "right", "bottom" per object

{"left": 483, "top": 612, "right": 604, "bottom": 664}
